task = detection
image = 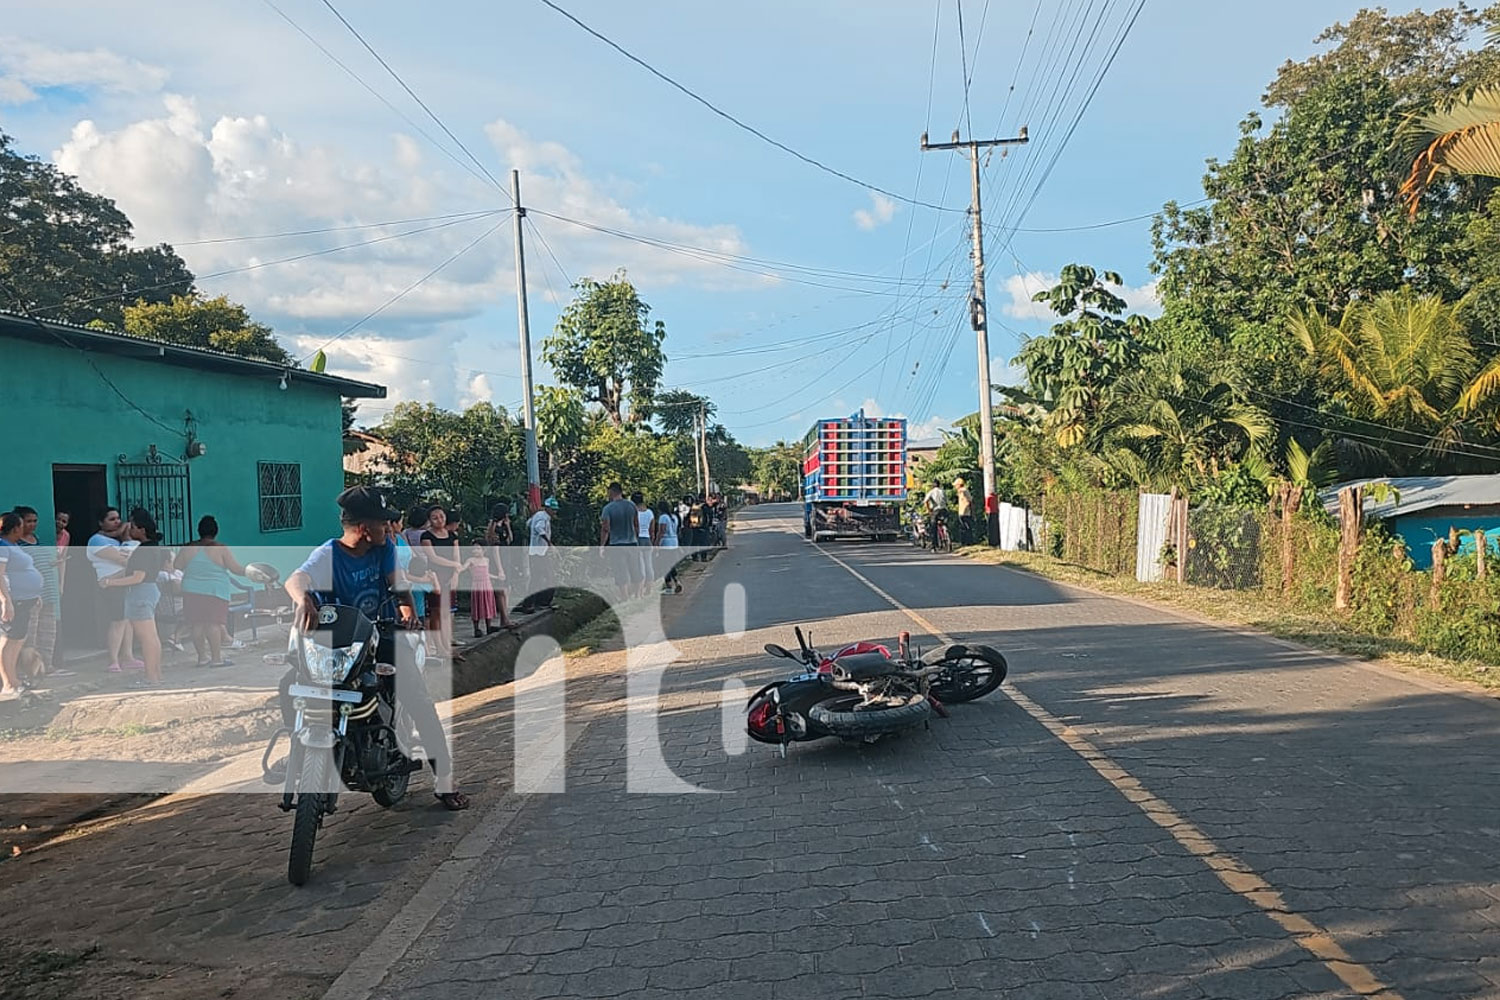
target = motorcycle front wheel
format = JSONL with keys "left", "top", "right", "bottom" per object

{"left": 808, "top": 692, "right": 930, "bottom": 739}
{"left": 288, "top": 747, "right": 331, "bottom": 886}
{"left": 929, "top": 646, "right": 1008, "bottom": 704}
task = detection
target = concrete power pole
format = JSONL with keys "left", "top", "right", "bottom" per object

{"left": 511, "top": 169, "right": 542, "bottom": 512}
{"left": 921, "top": 127, "right": 1028, "bottom": 545}
{"left": 699, "top": 403, "right": 713, "bottom": 495}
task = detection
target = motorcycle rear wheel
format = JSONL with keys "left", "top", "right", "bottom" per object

{"left": 809, "top": 691, "right": 930, "bottom": 739}
{"left": 288, "top": 749, "right": 330, "bottom": 886}
{"left": 930, "top": 646, "right": 1008, "bottom": 703}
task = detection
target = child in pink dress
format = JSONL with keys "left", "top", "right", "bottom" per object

{"left": 465, "top": 545, "right": 498, "bottom": 637}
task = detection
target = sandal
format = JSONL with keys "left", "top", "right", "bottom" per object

{"left": 435, "top": 791, "right": 470, "bottom": 811}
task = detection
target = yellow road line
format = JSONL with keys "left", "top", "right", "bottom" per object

{"left": 811, "top": 541, "right": 1402, "bottom": 999}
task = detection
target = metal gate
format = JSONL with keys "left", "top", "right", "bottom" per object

{"left": 1136, "top": 492, "right": 1172, "bottom": 582}
{"left": 117, "top": 448, "right": 192, "bottom": 545}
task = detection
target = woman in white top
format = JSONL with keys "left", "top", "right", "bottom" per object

{"left": 655, "top": 501, "right": 681, "bottom": 594}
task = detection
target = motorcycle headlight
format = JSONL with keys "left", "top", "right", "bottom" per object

{"left": 301, "top": 636, "right": 359, "bottom": 686}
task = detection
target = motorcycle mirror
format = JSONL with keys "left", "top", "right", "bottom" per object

{"left": 764, "top": 643, "right": 794, "bottom": 660}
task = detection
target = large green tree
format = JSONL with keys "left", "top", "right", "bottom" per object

{"left": 535, "top": 385, "right": 588, "bottom": 492}
{"left": 0, "top": 132, "right": 194, "bottom": 328}
{"left": 373, "top": 401, "right": 527, "bottom": 519}
{"left": 114, "top": 293, "right": 291, "bottom": 363}
{"left": 749, "top": 441, "right": 802, "bottom": 498}
{"left": 543, "top": 271, "right": 666, "bottom": 425}
{"left": 1013, "top": 264, "right": 1156, "bottom": 447}
{"left": 1151, "top": 6, "right": 1500, "bottom": 359}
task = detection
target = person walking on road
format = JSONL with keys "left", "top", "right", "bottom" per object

{"left": 633, "top": 491, "right": 655, "bottom": 588}
{"left": 600, "top": 483, "right": 644, "bottom": 599}
{"left": 525, "top": 498, "right": 558, "bottom": 611}
{"left": 655, "top": 501, "right": 682, "bottom": 595}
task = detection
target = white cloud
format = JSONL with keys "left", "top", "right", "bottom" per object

{"left": 0, "top": 37, "right": 168, "bottom": 104}
{"left": 852, "top": 193, "right": 897, "bottom": 231}
{"left": 1001, "top": 270, "right": 1162, "bottom": 322}
{"left": 855, "top": 399, "right": 952, "bottom": 443}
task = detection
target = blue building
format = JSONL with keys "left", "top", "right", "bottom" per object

{"left": 1322, "top": 475, "right": 1500, "bottom": 569}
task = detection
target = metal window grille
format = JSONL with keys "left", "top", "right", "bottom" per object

{"left": 257, "top": 462, "right": 302, "bottom": 533}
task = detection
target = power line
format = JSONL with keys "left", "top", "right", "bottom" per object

{"left": 956, "top": 0, "right": 975, "bottom": 139}
{"left": 36, "top": 211, "right": 507, "bottom": 317}
{"left": 259, "top": 0, "right": 504, "bottom": 195}
{"left": 536, "top": 0, "right": 963, "bottom": 213}
{"left": 300, "top": 216, "right": 508, "bottom": 362}
{"left": 318, "top": 0, "right": 514, "bottom": 203}
{"left": 171, "top": 209, "right": 504, "bottom": 247}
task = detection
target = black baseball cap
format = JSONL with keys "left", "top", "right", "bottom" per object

{"left": 337, "top": 486, "right": 401, "bottom": 523}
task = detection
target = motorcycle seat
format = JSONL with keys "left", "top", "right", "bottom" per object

{"left": 832, "top": 652, "right": 904, "bottom": 680}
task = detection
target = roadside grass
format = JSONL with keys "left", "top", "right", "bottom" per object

{"left": 957, "top": 546, "right": 1500, "bottom": 694}
{"left": 43, "top": 722, "right": 162, "bottom": 742}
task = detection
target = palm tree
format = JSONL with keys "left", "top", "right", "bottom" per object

{"left": 1290, "top": 289, "right": 1475, "bottom": 456}
{"left": 1400, "top": 86, "right": 1500, "bottom": 216}
{"left": 1098, "top": 355, "right": 1272, "bottom": 486}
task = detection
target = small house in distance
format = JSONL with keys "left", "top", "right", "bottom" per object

{"left": 1323, "top": 475, "right": 1500, "bottom": 568}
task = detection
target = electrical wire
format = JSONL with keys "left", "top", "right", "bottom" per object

{"left": 956, "top": 0, "right": 974, "bottom": 139}
{"left": 537, "top": 0, "right": 962, "bottom": 213}
{"left": 300, "top": 216, "right": 508, "bottom": 362}
{"left": 35, "top": 211, "right": 508, "bottom": 317}
{"left": 171, "top": 209, "right": 504, "bottom": 246}
{"left": 260, "top": 0, "right": 505, "bottom": 197}
{"left": 318, "top": 0, "right": 513, "bottom": 202}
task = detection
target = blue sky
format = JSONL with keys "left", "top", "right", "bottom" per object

{"left": 3, "top": 0, "right": 1377, "bottom": 445}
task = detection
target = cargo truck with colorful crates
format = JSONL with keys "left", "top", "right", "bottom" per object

{"left": 802, "top": 409, "right": 908, "bottom": 542}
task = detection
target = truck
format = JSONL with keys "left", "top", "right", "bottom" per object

{"left": 802, "top": 409, "right": 908, "bottom": 542}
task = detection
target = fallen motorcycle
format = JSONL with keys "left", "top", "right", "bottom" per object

{"left": 745, "top": 627, "right": 1007, "bottom": 754}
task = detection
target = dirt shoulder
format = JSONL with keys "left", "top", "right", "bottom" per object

{"left": 956, "top": 546, "right": 1500, "bottom": 698}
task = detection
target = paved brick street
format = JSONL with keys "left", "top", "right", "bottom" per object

{"left": 4, "top": 503, "right": 1500, "bottom": 999}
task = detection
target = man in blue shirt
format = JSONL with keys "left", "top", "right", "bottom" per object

{"left": 280, "top": 486, "right": 469, "bottom": 810}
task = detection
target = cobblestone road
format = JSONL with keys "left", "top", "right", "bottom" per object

{"left": 5, "top": 504, "right": 1498, "bottom": 999}
{"left": 363, "top": 506, "right": 1500, "bottom": 1000}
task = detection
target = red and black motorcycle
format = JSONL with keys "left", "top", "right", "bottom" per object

{"left": 745, "top": 627, "right": 1007, "bottom": 755}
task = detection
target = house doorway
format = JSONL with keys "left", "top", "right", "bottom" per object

{"left": 53, "top": 464, "right": 108, "bottom": 655}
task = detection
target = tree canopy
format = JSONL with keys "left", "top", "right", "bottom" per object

{"left": 543, "top": 271, "right": 666, "bottom": 425}
{"left": 0, "top": 131, "right": 194, "bottom": 329}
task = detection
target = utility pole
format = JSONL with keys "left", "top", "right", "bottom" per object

{"left": 693, "top": 408, "right": 704, "bottom": 494}
{"left": 511, "top": 170, "right": 542, "bottom": 512}
{"left": 699, "top": 402, "right": 713, "bottom": 496}
{"left": 921, "top": 126, "right": 1029, "bottom": 546}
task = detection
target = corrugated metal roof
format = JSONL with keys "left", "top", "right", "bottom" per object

{"left": 0, "top": 310, "right": 386, "bottom": 398}
{"left": 1320, "top": 475, "right": 1500, "bottom": 519}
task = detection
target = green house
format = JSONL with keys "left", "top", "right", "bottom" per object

{"left": 0, "top": 310, "right": 385, "bottom": 619}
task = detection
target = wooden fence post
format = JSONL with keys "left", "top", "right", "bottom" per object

{"left": 1175, "top": 492, "right": 1189, "bottom": 585}
{"left": 1281, "top": 484, "right": 1302, "bottom": 599}
{"left": 1335, "top": 485, "right": 1362, "bottom": 610}
{"left": 1478, "top": 530, "right": 1488, "bottom": 581}
{"left": 1431, "top": 538, "right": 1447, "bottom": 608}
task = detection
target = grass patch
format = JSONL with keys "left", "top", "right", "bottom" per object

{"left": 0, "top": 943, "right": 96, "bottom": 1000}
{"left": 958, "top": 547, "right": 1500, "bottom": 693}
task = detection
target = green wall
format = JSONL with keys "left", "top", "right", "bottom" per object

{"left": 1, "top": 336, "right": 354, "bottom": 572}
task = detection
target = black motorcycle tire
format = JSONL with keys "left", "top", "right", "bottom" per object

{"left": 809, "top": 691, "right": 930, "bottom": 738}
{"left": 373, "top": 739, "right": 411, "bottom": 808}
{"left": 930, "top": 646, "right": 1008, "bottom": 704}
{"left": 288, "top": 748, "right": 330, "bottom": 886}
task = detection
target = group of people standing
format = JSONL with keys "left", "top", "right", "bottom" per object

{"left": 0, "top": 504, "right": 255, "bottom": 696}
{"left": 598, "top": 485, "right": 726, "bottom": 599}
